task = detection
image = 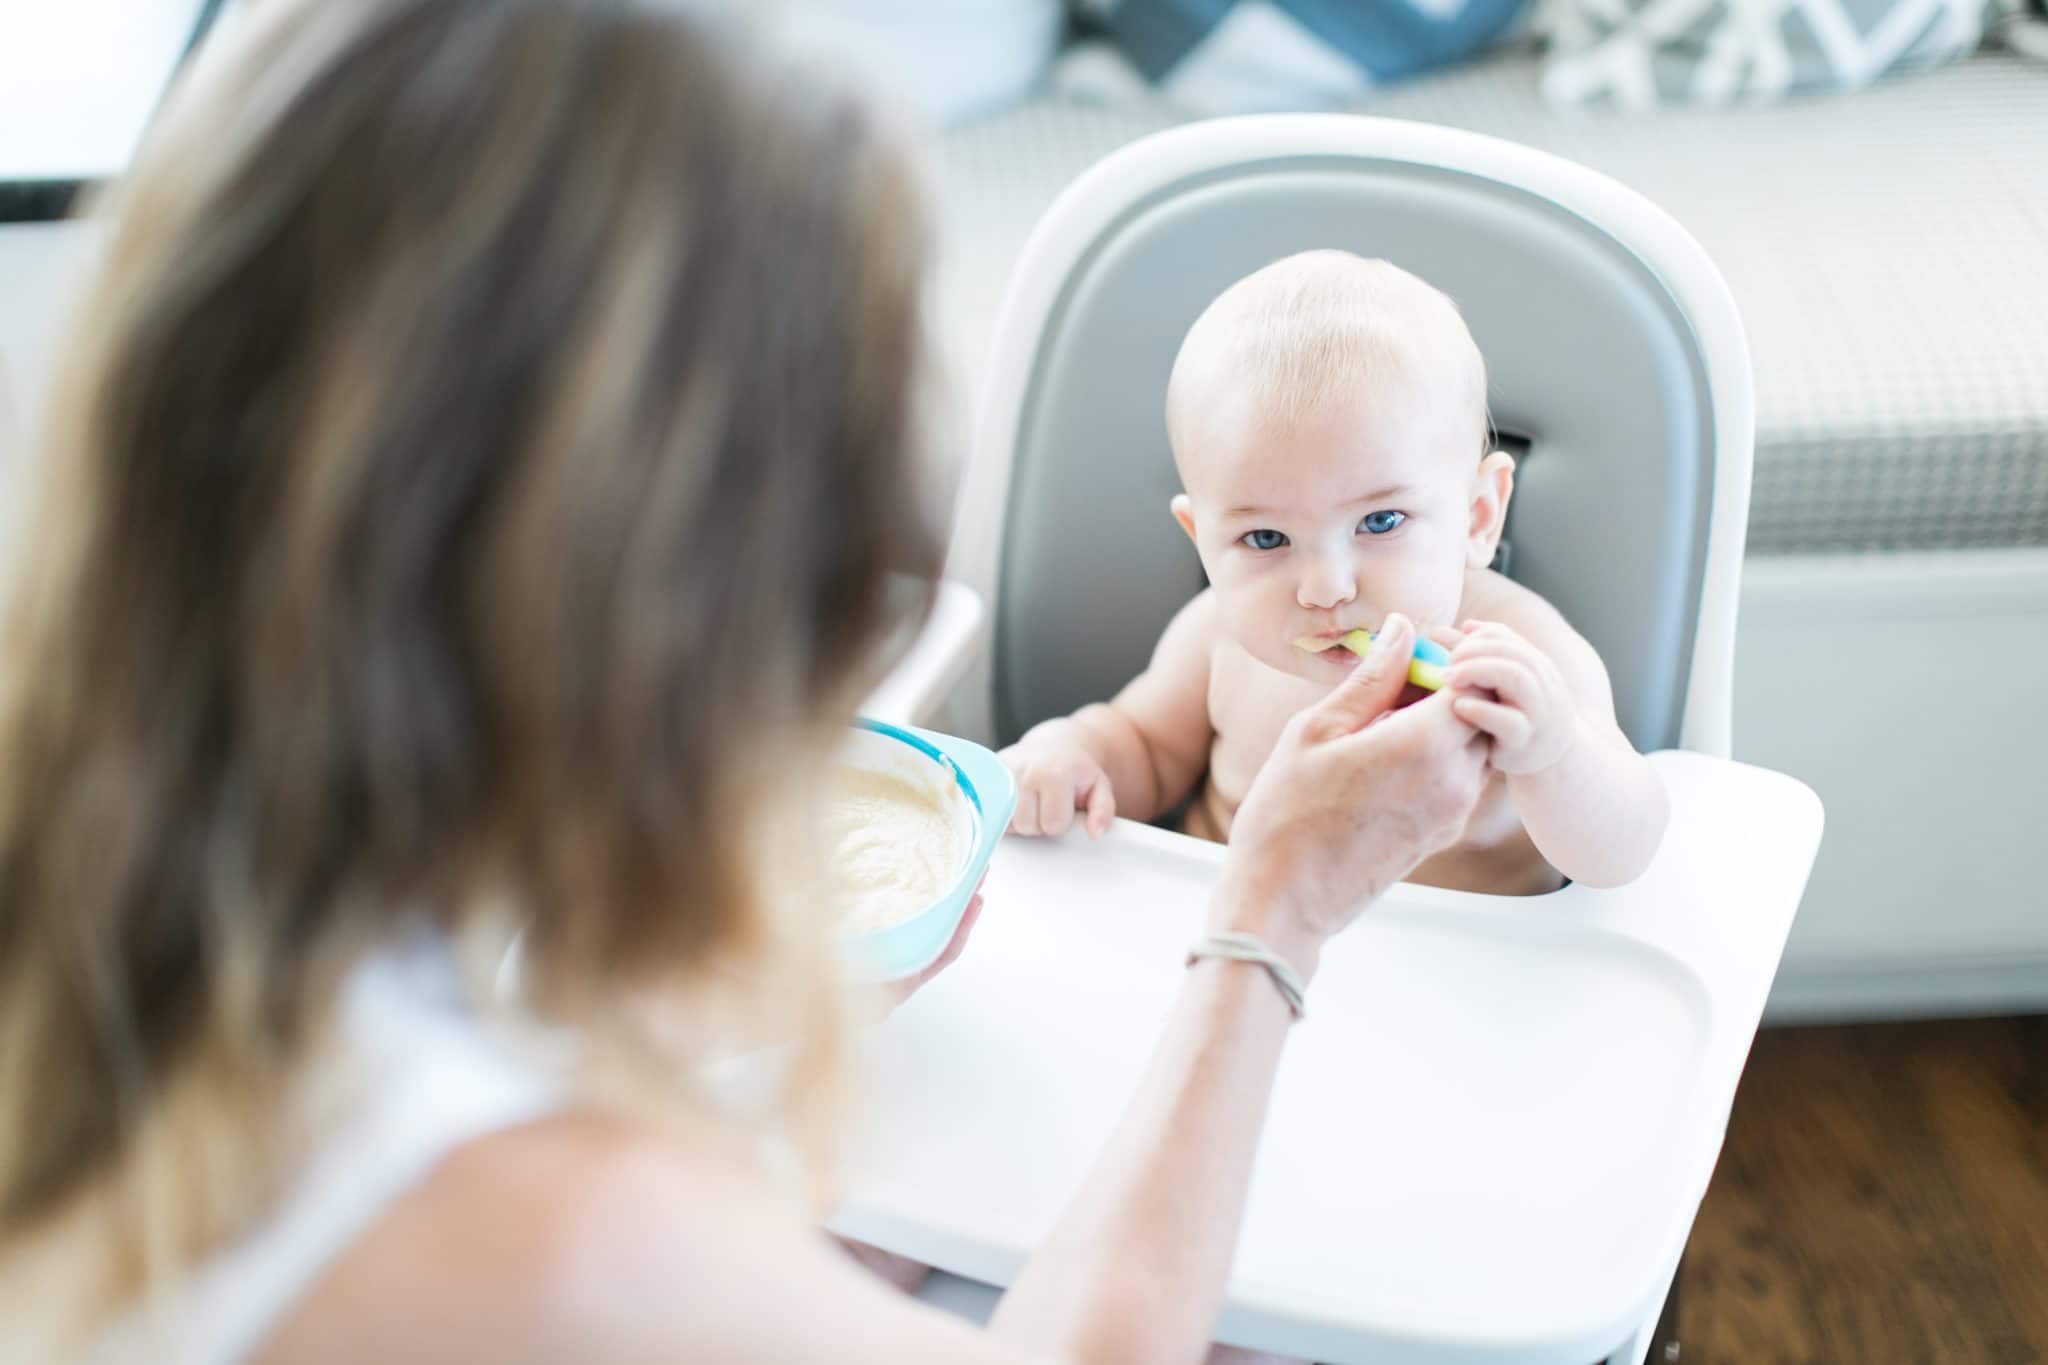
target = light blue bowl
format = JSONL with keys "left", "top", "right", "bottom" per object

{"left": 837, "top": 718, "right": 1016, "bottom": 983}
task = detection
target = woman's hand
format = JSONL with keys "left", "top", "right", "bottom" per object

{"left": 1220, "top": 615, "right": 1489, "bottom": 967}
{"left": 857, "top": 878, "right": 986, "bottom": 1021}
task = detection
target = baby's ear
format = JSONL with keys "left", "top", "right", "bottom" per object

{"left": 1466, "top": 450, "right": 1516, "bottom": 569}
{"left": 1170, "top": 494, "right": 1198, "bottom": 544}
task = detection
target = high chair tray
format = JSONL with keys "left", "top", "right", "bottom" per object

{"left": 830, "top": 751, "right": 1822, "bottom": 1365}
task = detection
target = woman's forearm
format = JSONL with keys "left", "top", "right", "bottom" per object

{"left": 984, "top": 661, "right": 1483, "bottom": 1364}
{"left": 987, "top": 887, "right": 1313, "bottom": 1365}
{"left": 1511, "top": 722, "right": 1669, "bottom": 887}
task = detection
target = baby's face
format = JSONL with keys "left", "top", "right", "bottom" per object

{"left": 1174, "top": 381, "right": 1488, "bottom": 685}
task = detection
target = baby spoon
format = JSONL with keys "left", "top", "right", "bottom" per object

{"left": 1295, "top": 629, "right": 1449, "bottom": 691}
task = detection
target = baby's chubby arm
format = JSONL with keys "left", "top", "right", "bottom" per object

{"left": 1001, "top": 592, "right": 1217, "bottom": 838}
{"left": 1441, "top": 613, "right": 1669, "bottom": 888}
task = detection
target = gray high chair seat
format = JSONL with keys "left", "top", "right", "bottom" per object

{"left": 947, "top": 115, "right": 1753, "bottom": 761}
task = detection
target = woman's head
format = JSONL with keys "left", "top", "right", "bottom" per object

{"left": 0, "top": 0, "right": 935, "bottom": 1264}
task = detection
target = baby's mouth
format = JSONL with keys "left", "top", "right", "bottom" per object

{"left": 1293, "top": 630, "right": 1371, "bottom": 665}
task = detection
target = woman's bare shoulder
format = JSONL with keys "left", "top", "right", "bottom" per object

{"left": 249, "top": 1113, "right": 728, "bottom": 1363}
{"left": 254, "top": 1112, "right": 1041, "bottom": 1365}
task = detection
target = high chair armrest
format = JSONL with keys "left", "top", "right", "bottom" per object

{"left": 861, "top": 580, "right": 984, "bottom": 728}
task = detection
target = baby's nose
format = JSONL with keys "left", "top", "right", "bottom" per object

{"left": 1297, "top": 553, "right": 1357, "bottom": 609}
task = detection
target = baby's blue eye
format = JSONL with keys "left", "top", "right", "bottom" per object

{"left": 1360, "top": 510, "right": 1407, "bottom": 536}
{"left": 1241, "top": 529, "right": 1288, "bottom": 551}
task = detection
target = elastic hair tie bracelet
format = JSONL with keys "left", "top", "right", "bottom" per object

{"left": 1186, "top": 931, "right": 1308, "bottom": 1019}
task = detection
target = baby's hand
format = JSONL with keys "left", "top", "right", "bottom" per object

{"left": 999, "top": 719, "right": 1116, "bottom": 839}
{"left": 1440, "top": 621, "right": 1579, "bottom": 775}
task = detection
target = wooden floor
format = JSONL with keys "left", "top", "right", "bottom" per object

{"left": 1684, "top": 1015, "right": 2048, "bottom": 1365}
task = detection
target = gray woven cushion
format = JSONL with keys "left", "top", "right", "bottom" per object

{"left": 1540, "top": 0, "right": 1991, "bottom": 109}
{"left": 927, "top": 52, "right": 2048, "bottom": 552}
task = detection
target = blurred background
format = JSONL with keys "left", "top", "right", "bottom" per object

{"left": 1, "top": 2, "right": 2041, "bottom": 1360}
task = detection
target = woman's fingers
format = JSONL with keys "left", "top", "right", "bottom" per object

{"left": 1302, "top": 612, "right": 1415, "bottom": 740}
{"left": 1344, "top": 684, "right": 1485, "bottom": 763}
{"left": 926, "top": 893, "right": 984, "bottom": 980}
{"left": 925, "top": 886, "right": 989, "bottom": 987}
{"left": 876, "top": 893, "right": 987, "bottom": 1019}
{"left": 1343, "top": 694, "right": 1490, "bottom": 860}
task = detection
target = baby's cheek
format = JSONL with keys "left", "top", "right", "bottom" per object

{"left": 1212, "top": 584, "right": 1268, "bottom": 642}
{"left": 1370, "top": 547, "right": 1465, "bottom": 627}
{"left": 1215, "top": 583, "right": 1298, "bottom": 666}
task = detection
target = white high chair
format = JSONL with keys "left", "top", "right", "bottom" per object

{"left": 840, "top": 116, "right": 1823, "bottom": 1365}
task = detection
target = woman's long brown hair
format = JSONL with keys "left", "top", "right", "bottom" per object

{"left": 0, "top": 0, "right": 937, "bottom": 1320}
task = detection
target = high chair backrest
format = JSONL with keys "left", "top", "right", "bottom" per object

{"left": 947, "top": 116, "right": 1753, "bottom": 758}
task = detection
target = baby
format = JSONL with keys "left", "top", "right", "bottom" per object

{"left": 1000, "top": 251, "right": 1668, "bottom": 895}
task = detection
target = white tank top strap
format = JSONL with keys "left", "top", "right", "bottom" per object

{"left": 91, "top": 929, "right": 560, "bottom": 1365}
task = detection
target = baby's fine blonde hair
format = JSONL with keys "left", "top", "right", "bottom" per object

{"left": 1166, "top": 250, "right": 1490, "bottom": 463}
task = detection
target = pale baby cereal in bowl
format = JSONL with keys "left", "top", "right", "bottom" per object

{"left": 823, "top": 763, "right": 966, "bottom": 934}
{"left": 830, "top": 721, "right": 1013, "bottom": 982}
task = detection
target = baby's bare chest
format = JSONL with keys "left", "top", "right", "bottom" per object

{"left": 1204, "top": 669, "right": 1311, "bottom": 810}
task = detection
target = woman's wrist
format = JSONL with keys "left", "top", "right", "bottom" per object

{"left": 1207, "top": 865, "right": 1325, "bottom": 986}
